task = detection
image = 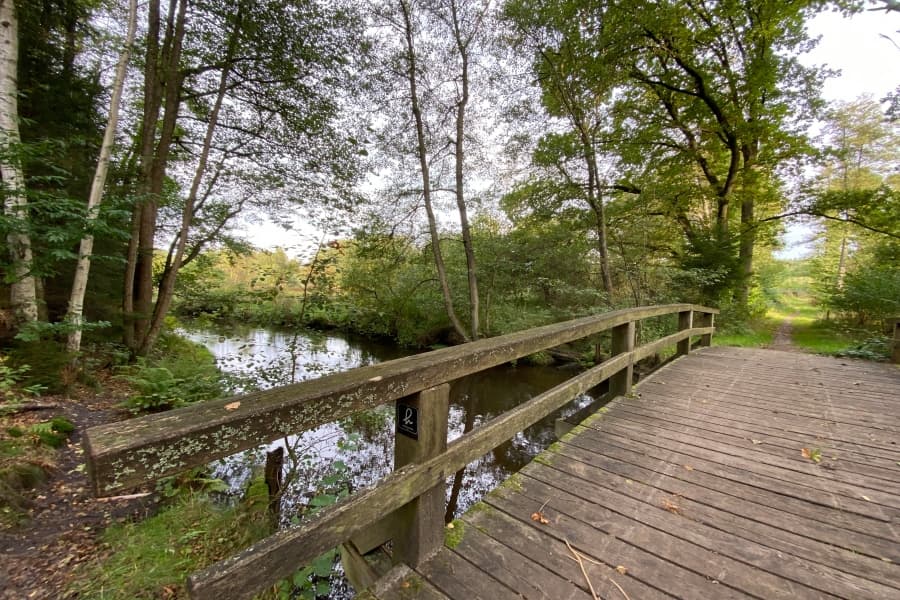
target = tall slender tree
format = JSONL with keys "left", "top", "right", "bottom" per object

{"left": 0, "top": 0, "right": 37, "bottom": 324}
{"left": 66, "top": 0, "right": 138, "bottom": 354}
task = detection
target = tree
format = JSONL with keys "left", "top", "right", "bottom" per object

{"left": 504, "top": 0, "right": 618, "bottom": 297}
{"left": 65, "top": 0, "right": 138, "bottom": 354}
{"left": 520, "top": 0, "right": 838, "bottom": 310}
{"left": 1, "top": 0, "right": 37, "bottom": 324}
{"left": 122, "top": 0, "right": 366, "bottom": 355}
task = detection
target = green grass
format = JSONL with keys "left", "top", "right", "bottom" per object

{"left": 70, "top": 487, "right": 272, "bottom": 599}
{"left": 713, "top": 289, "right": 889, "bottom": 359}
{"left": 713, "top": 324, "right": 776, "bottom": 347}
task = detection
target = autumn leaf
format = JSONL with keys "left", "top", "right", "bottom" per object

{"left": 750, "top": 439, "right": 763, "bottom": 445}
{"left": 801, "top": 447, "right": 821, "bottom": 463}
{"left": 531, "top": 511, "right": 550, "bottom": 524}
{"left": 224, "top": 401, "right": 241, "bottom": 411}
{"left": 615, "top": 565, "right": 628, "bottom": 575}
{"left": 683, "top": 465, "right": 694, "bottom": 471}
{"left": 662, "top": 498, "right": 681, "bottom": 515}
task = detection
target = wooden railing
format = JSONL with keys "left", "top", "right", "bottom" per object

{"left": 84, "top": 303, "right": 718, "bottom": 600}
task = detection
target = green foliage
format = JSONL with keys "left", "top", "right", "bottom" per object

{"left": 824, "top": 265, "right": 900, "bottom": 326}
{"left": 24, "top": 417, "right": 75, "bottom": 448}
{"left": 0, "top": 358, "right": 45, "bottom": 414}
{"left": 69, "top": 490, "right": 272, "bottom": 599}
{"left": 4, "top": 341, "right": 72, "bottom": 395}
{"left": 118, "top": 334, "right": 224, "bottom": 413}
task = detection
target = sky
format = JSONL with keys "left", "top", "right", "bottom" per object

{"left": 243, "top": 4, "right": 900, "bottom": 261}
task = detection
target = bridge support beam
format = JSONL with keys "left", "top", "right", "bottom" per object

{"left": 677, "top": 310, "right": 693, "bottom": 356}
{"left": 610, "top": 321, "right": 635, "bottom": 397}
{"left": 392, "top": 384, "right": 450, "bottom": 567}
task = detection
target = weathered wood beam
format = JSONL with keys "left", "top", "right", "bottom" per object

{"left": 186, "top": 353, "right": 632, "bottom": 600}
{"left": 84, "top": 304, "right": 716, "bottom": 495}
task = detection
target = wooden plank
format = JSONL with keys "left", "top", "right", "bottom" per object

{"left": 614, "top": 398, "right": 900, "bottom": 469}
{"left": 569, "top": 422, "right": 898, "bottom": 524}
{"left": 606, "top": 404, "right": 900, "bottom": 488}
{"left": 187, "top": 353, "right": 632, "bottom": 600}
{"left": 510, "top": 468, "right": 844, "bottom": 600}
{"left": 85, "top": 303, "right": 715, "bottom": 495}
{"left": 520, "top": 461, "right": 898, "bottom": 600}
{"left": 586, "top": 417, "right": 900, "bottom": 503}
{"left": 416, "top": 548, "right": 518, "bottom": 599}
{"left": 461, "top": 503, "right": 673, "bottom": 600}
{"left": 448, "top": 517, "right": 595, "bottom": 600}
{"left": 645, "top": 376, "right": 900, "bottom": 429}
{"left": 631, "top": 388, "right": 900, "bottom": 453}
{"left": 360, "top": 564, "right": 451, "bottom": 600}
{"left": 484, "top": 482, "right": 755, "bottom": 600}
{"left": 559, "top": 427, "right": 898, "bottom": 545}
{"left": 547, "top": 439, "right": 900, "bottom": 589}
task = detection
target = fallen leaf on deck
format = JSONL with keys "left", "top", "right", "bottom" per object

{"left": 861, "top": 495, "right": 872, "bottom": 502}
{"left": 531, "top": 511, "right": 550, "bottom": 524}
{"left": 683, "top": 465, "right": 694, "bottom": 471}
{"left": 750, "top": 439, "right": 763, "bottom": 445}
{"left": 616, "top": 565, "right": 628, "bottom": 575}
{"left": 801, "top": 447, "right": 821, "bottom": 463}
{"left": 662, "top": 498, "right": 681, "bottom": 515}
{"left": 224, "top": 401, "right": 241, "bottom": 411}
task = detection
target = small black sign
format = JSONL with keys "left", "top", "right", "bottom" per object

{"left": 396, "top": 402, "right": 419, "bottom": 439}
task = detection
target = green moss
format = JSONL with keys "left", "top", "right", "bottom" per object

{"left": 498, "top": 473, "right": 524, "bottom": 493}
{"left": 444, "top": 519, "right": 466, "bottom": 549}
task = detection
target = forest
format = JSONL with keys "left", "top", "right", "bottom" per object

{"left": 1, "top": 0, "right": 899, "bottom": 598}
{"left": 1, "top": 0, "right": 898, "bottom": 356}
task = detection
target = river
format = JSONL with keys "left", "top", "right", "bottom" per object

{"left": 179, "top": 323, "right": 598, "bottom": 597}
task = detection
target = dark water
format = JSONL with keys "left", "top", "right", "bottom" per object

{"left": 179, "top": 323, "right": 596, "bottom": 596}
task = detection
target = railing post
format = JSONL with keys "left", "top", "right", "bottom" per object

{"left": 677, "top": 310, "right": 693, "bottom": 356}
{"left": 392, "top": 383, "right": 450, "bottom": 567}
{"left": 609, "top": 320, "right": 635, "bottom": 397}
{"left": 891, "top": 318, "right": 900, "bottom": 364}
{"left": 696, "top": 311, "right": 714, "bottom": 347}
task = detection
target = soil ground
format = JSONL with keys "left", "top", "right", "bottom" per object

{"left": 766, "top": 317, "right": 799, "bottom": 352}
{"left": 1, "top": 385, "right": 157, "bottom": 600}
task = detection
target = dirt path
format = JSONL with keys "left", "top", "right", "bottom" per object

{"left": 1, "top": 392, "right": 156, "bottom": 599}
{"left": 766, "top": 317, "right": 799, "bottom": 352}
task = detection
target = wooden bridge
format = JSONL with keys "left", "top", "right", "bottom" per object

{"left": 83, "top": 305, "right": 900, "bottom": 600}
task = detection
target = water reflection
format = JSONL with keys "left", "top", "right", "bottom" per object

{"left": 179, "top": 323, "right": 597, "bottom": 595}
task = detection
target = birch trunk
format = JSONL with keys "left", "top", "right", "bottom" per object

{"left": 66, "top": 0, "right": 138, "bottom": 353}
{"left": 449, "top": 0, "right": 480, "bottom": 340}
{"left": 0, "top": 0, "right": 37, "bottom": 324}
{"left": 399, "top": 0, "right": 470, "bottom": 343}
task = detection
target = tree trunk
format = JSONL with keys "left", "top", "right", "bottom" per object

{"left": 399, "top": 0, "right": 470, "bottom": 343}
{"left": 576, "top": 121, "right": 613, "bottom": 297}
{"left": 66, "top": 0, "right": 138, "bottom": 354}
{"left": 125, "top": 0, "right": 187, "bottom": 354}
{"left": 139, "top": 1, "right": 241, "bottom": 355}
{"left": 0, "top": 0, "right": 38, "bottom": 324}
{"left": 449, "top": 0, "right": 480, "bottom": 340}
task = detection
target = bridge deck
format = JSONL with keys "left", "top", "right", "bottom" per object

{"left": 362, "top": 346, "right": 900, "bottom": 600}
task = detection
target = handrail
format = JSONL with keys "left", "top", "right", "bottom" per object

{"left": 83, "top": 303, "right": 717, "bottom": 600}
{"left": 84, "top": 303, "right": 716, "bottom": 495}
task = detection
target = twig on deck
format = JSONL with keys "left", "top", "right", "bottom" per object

{"left": 564, "top": 539, "right": 632, "bottom": 600}
{"left": 564, "top": 539, "right": 599, "bottom": 600}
